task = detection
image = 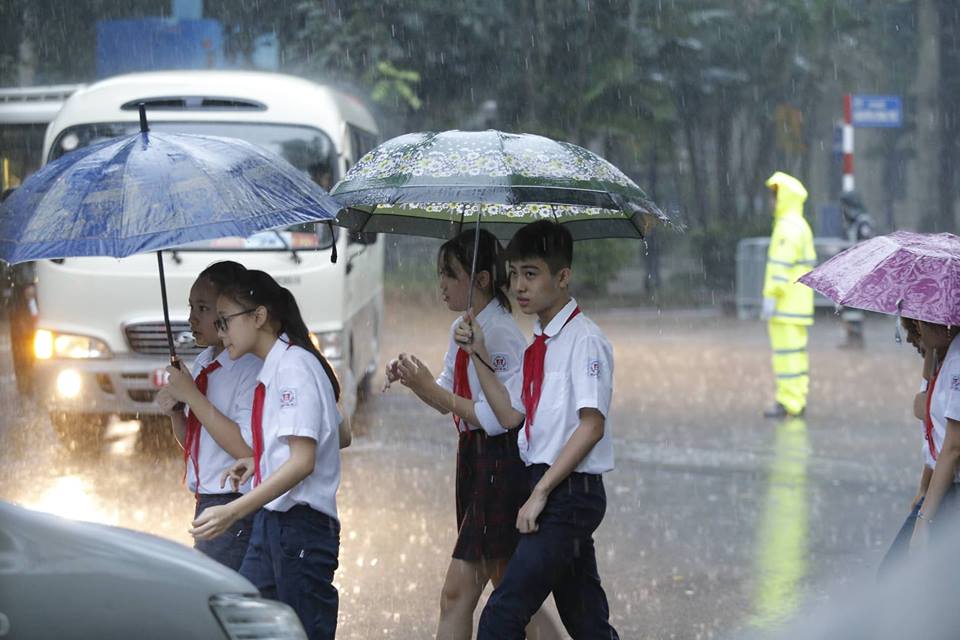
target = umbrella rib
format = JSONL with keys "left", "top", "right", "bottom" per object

{"left": 166, "top": 135, "right": 239, "bottom": 226}
{"left": 116, "top": 134, "right": 141, "bottom": 255}
{"left": 75, "top": 137, "right": 136, "bottom": 256}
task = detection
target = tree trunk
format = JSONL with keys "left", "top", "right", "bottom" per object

{"left": 715, "top": 104, "right": 736, "bottom": 220}
{"left": 936, "top": 0, "right": 960, "bottom": 231}
{"left": 912, "top": 0, "right": 942, "bottom": 231}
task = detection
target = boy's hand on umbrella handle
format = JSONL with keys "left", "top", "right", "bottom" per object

{"left": 221, "top": 457, "right": 254, "bottom": 492}
{"left": 382, "top": 357, "right": 402, "bottom": 392}
{"left": 455, "top": 317, "right": 486, "bottom": 355}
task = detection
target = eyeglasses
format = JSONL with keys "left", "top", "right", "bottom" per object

{"left": 215, "top": 308, "right": 257, "bottom": 333}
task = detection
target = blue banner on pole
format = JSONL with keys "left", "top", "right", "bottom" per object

{"left": 96, "top": 19, "right": 224, "bottom": 78}
{"left": 852, "top": 95, "right": 902, "bottom": 128}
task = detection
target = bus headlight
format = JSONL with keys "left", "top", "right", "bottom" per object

{"left": 310, "top": 330, "right": 343, "bottom": 360}
{"left": 56, "top": 370, "right": 82, "bottom": 398}
{"left": 34, "top": 330, "right": 112, "bottom": 359}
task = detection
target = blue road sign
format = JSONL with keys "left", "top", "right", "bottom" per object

{"left": 852, "top": 95, "right": 902, "bottom": 128}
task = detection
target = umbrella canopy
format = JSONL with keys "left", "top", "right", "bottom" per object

{"left": 0, "top": 128, "right": 341, "bottom": 263}
{"left": 0, "top": 107, "right": 341, "bottom": 362}
{"left": 799, "top": 230, "right": 960, "bottom": 326}
{"left": 331, "top": 129, "right": 672, "bottom": 240}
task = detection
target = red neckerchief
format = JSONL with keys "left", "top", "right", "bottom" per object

{"left": 521, "top": 306, "right": 581, "bottom": 445}
{"left": 251, "top": 342, "right": 293, "bottom": 487}
{"left": 183, "top": 359, "right": 222, "bottom": 495}
{"left": 452, "top": 348, "right": 472, "bottom": 433}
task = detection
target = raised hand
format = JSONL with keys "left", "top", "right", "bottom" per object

{"left": 221, "top": 457, "right": 255, "bottom": 492}
{"left": 382, "top": 357, "right": 402, "bottom": 392}
{"left": 397, "top": 353, "right": 434, "bottom": 393}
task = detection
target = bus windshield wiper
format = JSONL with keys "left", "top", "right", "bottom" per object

{"left": 274, "top": 230, "right": 301, "bottom": 264}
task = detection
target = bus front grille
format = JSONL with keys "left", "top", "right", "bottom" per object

{"left": 124, "top": 322, "right": 203, "bottom": 357}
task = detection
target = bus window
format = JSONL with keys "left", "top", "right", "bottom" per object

{"left": 348, "top": 124, "right": 378, "bottom": 162}
{"left": 0, "top": 123, "right": 47, "bottom": 190}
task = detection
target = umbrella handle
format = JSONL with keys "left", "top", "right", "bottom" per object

{"left": 466, "top": 213, "right": 482, "bottom": 313}
{"left": 157, "top": 250, "right": 185, "bottom": 410}
{"left": 156, "top": 251, "right": 178, "bottom": 363}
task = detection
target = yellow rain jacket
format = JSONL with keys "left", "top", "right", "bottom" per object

{"left": 763, "top": 172, "right": 816, "bottom": 325}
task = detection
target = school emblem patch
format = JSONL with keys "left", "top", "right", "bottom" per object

{"left": 588, "top": 360, "right": 601, "bottom": 377}
{"left": 491, "top": 353, "right": 509, "bottom": 372}
{"left": 952, "top": 375, "right": 960, "bottom": 392}
{"left": 280, "top": 388, "right": 297, "bottom": 407}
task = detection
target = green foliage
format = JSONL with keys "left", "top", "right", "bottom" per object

{"left": 571, "top": 239, "right": 636, "bottom": 296}
{"left": 2, "top": 0, "right": 924, "bottom": 302}
{"left": 370, "top": 61, "right": 422, "bottom": 111}
{"left": 688, "top": 217, "right": 769, "bottom": 293}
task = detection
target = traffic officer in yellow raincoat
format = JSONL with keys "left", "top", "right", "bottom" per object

{"left": 761, "top": 172, "right": 816, "bottom": 419}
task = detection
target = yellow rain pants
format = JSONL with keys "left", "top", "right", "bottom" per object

{"left": 769, "top": 322, "right": 809, "bottom": 415}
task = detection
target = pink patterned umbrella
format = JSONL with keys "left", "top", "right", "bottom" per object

{"left": 799, "top": 231, "right": 960, "bottom": 326}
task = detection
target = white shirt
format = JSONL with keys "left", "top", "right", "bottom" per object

{"left": 257, "top": 335, "right": 342, "bottom": 518}
{"left": 185, "top": 346, "right": 262, "bottom": 494}
{"left": 929, "top": 338, "right": 960, "bottom": 481}
{"left": 435, "top": 301, "right": 526, "bottom": 436}
{"left": 505, "top": 298, "right": 615, "bottom": 474}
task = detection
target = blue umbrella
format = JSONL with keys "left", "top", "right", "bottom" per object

{"left": 0, "top": 106, "right": 341, "bottom": 362}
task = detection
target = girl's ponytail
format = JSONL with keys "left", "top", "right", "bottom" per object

{"left": 277, "top": 286, "right": 342, "bottom": 402}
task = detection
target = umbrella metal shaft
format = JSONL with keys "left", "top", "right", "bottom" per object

{"left": 156, "top": 250, "right": 178, "bottom": 364}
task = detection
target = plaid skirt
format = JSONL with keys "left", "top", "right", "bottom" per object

{"left": 452, "top": 427, "right": 529, "bottom": 562}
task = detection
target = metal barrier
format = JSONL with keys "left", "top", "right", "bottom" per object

{"left": 735, "top": 237, "right": 853, "bottom": 319}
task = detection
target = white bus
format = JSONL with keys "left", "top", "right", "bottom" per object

{"left": 31, "top": 71, "right": 383, "bottom": 442}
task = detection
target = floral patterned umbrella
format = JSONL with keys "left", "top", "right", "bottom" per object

{"left": 799, "top": 231, "right": 960, "bottom": 326}
{"left": 331, "top": 130, "right": 671, "bottom": 241}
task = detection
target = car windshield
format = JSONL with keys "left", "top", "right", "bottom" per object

{"left": 49, "top": 121, "right": 338, "bottom": 251}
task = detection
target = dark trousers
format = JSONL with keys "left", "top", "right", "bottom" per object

{"left": 477, "top": 464, "right": 619, "bottom": 640}
{"left": 194, "top": 493, "right": 252, "bottom": 571}
{"left": 240, "top": 505, "right": 340, "bottom": 640}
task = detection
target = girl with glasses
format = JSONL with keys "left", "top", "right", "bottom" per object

{"left": 187, "top": 269, "right": 343, "bottom": 640}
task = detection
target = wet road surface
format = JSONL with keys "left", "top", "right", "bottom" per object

{"left": 0, "top": 298, "right": 922, "bottom": 639}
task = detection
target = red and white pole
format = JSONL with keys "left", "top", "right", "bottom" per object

{"left": 843, "top": 94, "right": 855, "bottom": 192}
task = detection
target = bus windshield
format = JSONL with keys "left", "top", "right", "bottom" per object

{"left": 49, "top": 122, "right": 338, "bottom": 252}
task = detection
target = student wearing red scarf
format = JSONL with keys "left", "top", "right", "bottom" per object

{"left": 386, "top": 228, "right": 561, "bottom": 640}
{"left": 458, "top": 220, "right": 620, "bottom": 640}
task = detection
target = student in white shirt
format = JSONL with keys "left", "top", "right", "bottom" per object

{"left": 157, "top": 261, "right": 260, "bottom": 570}
{"left": 458, "top": 220, "right": 620, "bottom": 639}
{"left": 383, "top": 229, "right": 561, "bottom": 640}
{"left": 878, "top": 318, "right": 933, "bottom": 577}
{"left": 184, "top": 269, "right": 343, "bottom": 640}
{"left": 910, "top": 319, "right": 960, "bottom": 552}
